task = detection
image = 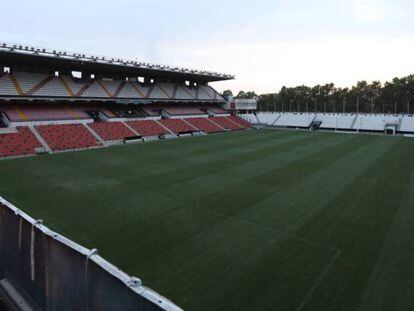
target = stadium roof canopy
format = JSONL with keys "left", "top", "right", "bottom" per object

{"left": 0, "top": 42, "right": 234, "bottom": 83}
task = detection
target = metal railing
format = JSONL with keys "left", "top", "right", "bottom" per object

{"left": 0, "top": 196, "right": 182, "bottom": 311}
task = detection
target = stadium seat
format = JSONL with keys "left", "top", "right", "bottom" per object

{"left": 0, "top": 127, "right": 42, "bottom": 158}
{"left": 256, "top": 113, "right": 280, "bottom": 125}
{"left": 400, "top": 115, "right": 414, "bottom": 132}
{"left": 126, "top": 120, "right": 168, "bottom": 137}
{"left": 227, "top": 115, "right": 253, "bottom": 129}
{"left": 163, "top": 106, "right": 205, "bottom": 116}
{"left": 274, "top": 113, "right": 315, "bottom": 128}
{"left": 36, "top": 124, "right": 99, "bottom": 151}
{"left": 89, "top": 121, "right": 135, "bottom": 141}
{"left": 0, "top": 72, "right": 225, "bottom": 101}
{"left": 159, "top": 119, "right": 196, "bottom": 133}
{"left": 209, "top": 116, "right": 243, "bottom": 131}
{"left": 3, "top": 104, "right": 91, "bottom": 122}
{"left": 185, "top": 117, "right": 224, "bottom": 133}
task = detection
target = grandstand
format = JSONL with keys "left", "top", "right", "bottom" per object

{"left": 241, "top": 112, "right": 414, "bottom": 135}
{"left": 0, "top": 43, "right": 252, "bottom": 160}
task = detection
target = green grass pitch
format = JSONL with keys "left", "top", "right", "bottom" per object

{"left": 1, "top": 129, "right": 414, "bottom": 311}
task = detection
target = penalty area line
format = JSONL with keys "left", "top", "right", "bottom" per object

{"left": 295, "top": 249, "right": 342, "bottom": 311}
{"left": 195, "top": 204, "right": 340, "bottom": 253}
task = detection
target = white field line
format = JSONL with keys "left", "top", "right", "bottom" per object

{"left": 196, "top": 203, "right": 343, "bottom": 311}
{"left": 196, "top": 204, "right": 339, "bottom": 253}
{"left": 296, "top": 249, "right": 342, "bottom": 311}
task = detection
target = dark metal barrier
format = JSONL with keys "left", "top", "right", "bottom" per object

{"left": 0, "top": 197, "right": 181, "bottom": 311}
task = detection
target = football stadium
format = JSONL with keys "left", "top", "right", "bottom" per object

{"left": 1, "top": 40, "right": 414, "bottom": 311}
{"left": 0, "top": 43, "right": 414, "bottom": 310}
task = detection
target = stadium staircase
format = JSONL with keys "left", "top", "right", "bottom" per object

{"left": 28, "top": 125, "right": 52, "bottom": 153}
{"left": 271, "top": 114, "right": 282, "bottom": 125}
{"left": 59, "top": 76, "right": 75, "bottom": 96}
{"left": 89, "top": 121, "right": 135, "bottom": 142}
{"left": 146, "top": 84, "right": 156, "bottom": 98}
{"left": 159, "top": 119, "right": 194, "bottom": 134}
{"left": 113, "top": 81, "right": 126, "bottom": 98}
{"left": 310, "top": 120, "right": 323, "bottom": 131}
{"left": 130, "top": 82, "right": 146, "bottom": 98}
{"left": 83, "top": 123, "right": 106, "bottom": 145}
{"left": 172, "top": 85, "right": 178, "bottom": 99}
{"left": 13, "top": 106, "right": 28, "bottom": 122}
{"left": 180, "top": 85, "right": 195, "bottom": 99}
{"left": 97, "top": 80, "right": 112, "bottom": 97}
{"left": 26, "top": 76, "right": 54, "bottom": 95}
{"left": 227, "top": 115, "right": 253, "bottom": 129}
{"left": 156, "top": 83, "right": 172, "bottom": 99}
{"left": 350, "top": 115, "right": 358, "bottom": 130}
{"left": 76, "top": 82, "right": 92, "bottom": 96}
{"left": 199, "top": 86, "right": 213, "bottom": 99}
{"left": 9, "top": 74, "right": 24, "bottom": 96}
{"left": 397, "top": 116, "right": 403, "bottom": 132}
{"left": 218, "top": 116, "right": 244, "bottom": 130}
{"left": 181, "top": 118, "right": 200, "bottom": 131}
{"left": 207, "top": 117, "right": 226, "bottom": 131}
{"left": 126, "top": 120, "right": 169, "bottom": 137}
{"left": 185, "top": 117, "right": 224, "bottom": 133}
{"left": 121, "top": 121, "right": 140, "bottom": 136}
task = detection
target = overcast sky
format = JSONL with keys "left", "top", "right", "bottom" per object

{"left": 1, "top": 0, "right": 413, "bottom": 94}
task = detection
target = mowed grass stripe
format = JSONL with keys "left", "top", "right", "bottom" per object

{"left": 295, "top": 137, "right": 414, "bottom": 311}
{"left": 240, "top": 134, "right": 396, "bottom": 232}
{"left": 82, "top": 133, "right": 349, "bottom": 260}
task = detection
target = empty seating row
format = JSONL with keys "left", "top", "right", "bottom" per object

{"left": 275, "top": 113, "right": 315, "bottom": 128}
{"left": 315, "top": 114, "right": 356, "bottom": 129}
{"left": 240, "top": 114, "right": 259, "bottom": 124}
{"left": 89, "top": 122, "right": 136, "bottom": 141}
{"left": 400, "top": 116, "right": 414, "bottom": 132}
{"left": 185, "top": 118, "right": 224, "bottom": 133}
{"left": 353, "top": 115, "right": 399, "bottom": 131}
{"left": 0, "top": 127, "right": 42, "bottom": 158}
{"left": 159, "top": 119, "right": 196, "bottom": 133}
{"left": 227, "top": 115, "right": 253, "bottom": 129}
{"left": 206, "top": 106, "right": 228, "bottom": 114}
{"left": 251, "top": 112, "right": 414, "bottom": 133}
{"left": 36, "top": 124, "right": 99, "bottom": 151}
{"left": 126, "top": 120, "right": 168, "bottom": 137}
{"left": 0, "top": 72, "right": 225, "bottom": 101}
{"left": 3, "top": 104, "right": 90, "bottom": 122}
{"left": 163, "top": 106, "right": 206, "bottom": 116}
{"left": 209, "top": 117, "right": 243, "bottom": 130}
{"left": 0, "top": 116, "right": 253, "bottom": 159}
{"left": 256, "top": 113, "right": 280, "bottom": 125}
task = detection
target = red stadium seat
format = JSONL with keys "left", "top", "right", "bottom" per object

{"left": 208, "top": 117, "right": 243, "bottom": 131}
{"left": 89, "top": 121, "right": 135, "bottom": 141}
{"left": 185, "top": 117, "right": 224, "bottom": 133}
{"left": 0, "top": 127, "right": 42, "bottom": 158}
{"left": 126, "top": 120, "right": 168, "bottom": 137}
{"left": 159, "top": 119, "right": 195, "bottom": 133}
{"left": 36, "top": 124, "right": 99, "bottom": 151}
{"left": 227, "top": 115, "right": 253, "bottom": 129}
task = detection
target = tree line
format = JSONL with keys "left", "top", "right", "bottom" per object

{"left": 224, "top": 75, "right": 414, "bottom": 114}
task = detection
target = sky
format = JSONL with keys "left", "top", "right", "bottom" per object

{"left": 1, "top": 0, "right": 413, "bottom": 94}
